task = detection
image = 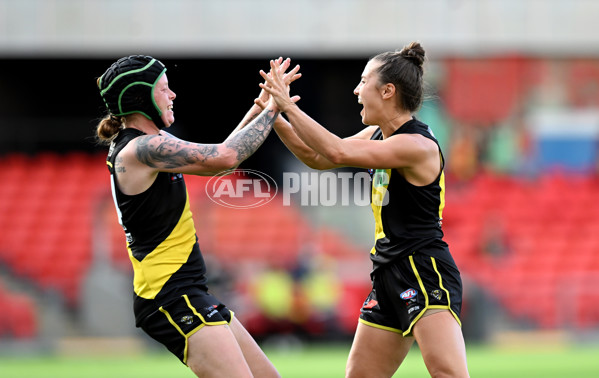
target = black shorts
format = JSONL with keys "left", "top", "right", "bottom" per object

{"left": 359, "top": 249, "right": 463, "bottom": 336}
{"left": 138, "top": 291, "right": 233, "bottom": 365}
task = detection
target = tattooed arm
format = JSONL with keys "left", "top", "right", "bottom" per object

{"left": 224, "top": 108, "right": 278, "bottom": 164}
{"left": 112, "top": 60, "right": 297, "bottom": 194}
{"left": 131, "top": 107, "right": 278, "bottom": 176}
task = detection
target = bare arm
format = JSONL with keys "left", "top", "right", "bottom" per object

{"left": 224, "top": 107, "right": 278, "bottom": 164}
{"left": 281, "top": 104, "right": 430, "bottom": 169}
{"left": 273, "top": 116, "right": 336, "bottom": 170}
{"left": 133, "top": 107, "right": 279, "bottom": 175}
{"left": 260, "top": 60, "right": 434, "bottom": 170}
{"left": 268, "top": 113, "right": 377, "bottom": 170}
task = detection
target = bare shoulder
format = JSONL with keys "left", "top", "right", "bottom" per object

{"left": 390, "top": 132, "right": 437, "bottom": 150}
{"left": 110, "top": 137, "right": 159, "bottom": 195}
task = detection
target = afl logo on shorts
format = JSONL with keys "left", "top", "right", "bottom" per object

{"left": 400, "top": 288, "right": 418, "bottom": 300}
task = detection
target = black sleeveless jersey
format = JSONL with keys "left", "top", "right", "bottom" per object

{"left": 106, "top": 129, "right": 207, "bottom": 324}
{"left": 368, "top": 118, "right": 448, "bottom": 269}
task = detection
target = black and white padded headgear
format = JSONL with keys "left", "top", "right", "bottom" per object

{"left": 98, "top": 55, "right": 168, "bottom": 129}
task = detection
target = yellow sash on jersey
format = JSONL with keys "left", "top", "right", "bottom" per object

{"left": 128, "top": 193, "right": 197, "bottom": 299}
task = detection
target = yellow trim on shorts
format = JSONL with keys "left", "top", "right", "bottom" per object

{"left": 158, "top": 295, "right": 234, "bottom": 365}
{"left": 358, "top": 318, "right": 403, "bottom": 334}
{"left": 158, "top": 305, "right": 204, "bottom": 365}
{"left": 183, "top": 295, "right": 230, "bottom": 326}
{"left": 431, "top": 257, "right": 462, "bottom": 328}
{"left": 402, "top": 256, "right": 461, "bottom": 336}
{"left": 402, "top": 255, "right": 428, "bottom": 336}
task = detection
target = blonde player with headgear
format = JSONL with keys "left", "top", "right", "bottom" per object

{"left": 96, "top": 55, "right": 298, "bottom": 377}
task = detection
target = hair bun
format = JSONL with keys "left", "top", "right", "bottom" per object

{"left": 400, "top": 42, "right": 425, "bottom": 69}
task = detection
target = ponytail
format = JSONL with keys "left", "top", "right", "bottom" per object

{"left": 96, "top": 115, "right": 124, "bottom": 144}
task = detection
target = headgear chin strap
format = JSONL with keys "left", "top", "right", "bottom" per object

{"left": 98, "top": 55, "right": 168, "bottom": 129}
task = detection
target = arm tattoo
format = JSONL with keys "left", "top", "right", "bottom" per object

{"left": 226, "top": 109, "right": 279, "bottom": 161}
{"left": 135, "top": 135, "right": 219, "bottom": 169}
{"left": 240, "top": 112, "right": 259, "bottom": 128}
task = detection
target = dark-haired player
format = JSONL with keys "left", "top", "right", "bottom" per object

{"left": 260, "top": 43, "right": 470, "bottom": 377}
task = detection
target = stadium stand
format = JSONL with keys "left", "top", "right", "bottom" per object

{"left": 0, "top": 152, "right": 105, "bottom": 308}
{"left": 443, "top": 170, "right": 599, "bottom": 328}
{"left": 1, "top": 152, "right": 598, "bottom": 338}
{"left": 0, "top": 281, "right": 38, "bottom": 339}
{"left": 442, "top": 57, "right": 539, "bottom": 125}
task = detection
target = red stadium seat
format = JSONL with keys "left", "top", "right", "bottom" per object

{"left": 7, "top": 294, "right": 38, "bottom": 338}
{"left": 443, "top": 170, "right": 599, "bottom": 329}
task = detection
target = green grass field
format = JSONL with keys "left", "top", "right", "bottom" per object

{"left": 1, "top": 343, "right": 598, "bottom": 378}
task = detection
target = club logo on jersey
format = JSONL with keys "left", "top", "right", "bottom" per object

{"left": 400, "top": 288, "right": 418, "bottom": 300}
{"left": 180, "top": 315, "right": 194, "bottom": 325}
{"left": 206, "top": 169, "right": 277, "bottom": 209}
{"left": 371, "top": 169, "right": 390, "bottom": 207}
{"left": 431, "top": 289, "right": 443, "bottom": 301}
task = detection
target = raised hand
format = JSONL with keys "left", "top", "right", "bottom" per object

{"left": 259, "top": 58, "right": 301, "bottom": 112}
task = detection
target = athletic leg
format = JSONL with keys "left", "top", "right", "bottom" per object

{"left": 346, "top": 321, "right": 414, "bottom": 378}
{"left": 412, "top": 310, "right": 469, "bottom": 378}
{"left": 229, "top": 316, "right": 281, "bottom": 378}
{"left": 187, "top": 323, "right": 253, "bottom": 378}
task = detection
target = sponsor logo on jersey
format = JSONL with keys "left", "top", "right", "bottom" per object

{"left": 400, "top": 288, "right": 418, "bottom": 300}
{"left": 205, "top": 305, "right": 219, "bottom": 318}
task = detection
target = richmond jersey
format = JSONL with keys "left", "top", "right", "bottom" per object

{"left": 106, "top": 129, "right": 207, "bottom": 324}
{"left": 369, "top": 118, "right": 448, "bottom": 270}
